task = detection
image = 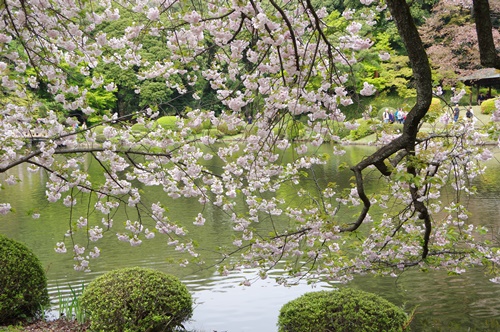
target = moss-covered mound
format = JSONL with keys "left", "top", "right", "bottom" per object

{"left": 80, "top": 267, "right": 193, "bottom": 332}
{"left": 480, "top": 97, "right": 499, "bottom": 114}
{"left": 278, "top": 288, "right": 408, "bottom": 332}
{"left": 0, "top": 234, "right": 50, "bottom": 324}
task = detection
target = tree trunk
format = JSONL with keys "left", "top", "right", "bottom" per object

{"left": 473, "top": 0, "right": 500, "bottom": 68}
{"left": 348, "top": 0, "right": 433, "bottom": 258}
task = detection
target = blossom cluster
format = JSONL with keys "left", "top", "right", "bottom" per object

{"left": 0, "top": 0, "right": 498, "bottom": 284}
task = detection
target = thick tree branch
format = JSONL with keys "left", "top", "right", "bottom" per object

{"left": 0, "top": 145, "right": 174, "bottom": 173}
{"left": 344, "top": 0, "right": 433, "bottom": 238}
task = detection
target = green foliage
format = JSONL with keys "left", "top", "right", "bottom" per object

{"left": 348, "top": 119, "right": 376, "bottom": 141}
{"left": 82, "top": 77, "right": 117, "bottom": 112}
{"left": 217, "top": 122, "right": 243, "bottom": 136}
{"left": 57, "top": 283, "right": 86, "bottom": 323}
{"left": 0, "top": 234, "right": 49, "bottom": 324}
{"left": 285, "top": 120, "right": 305, "bottom": 140}
{"left": 480, "top": 98, "right": 500, "bottom": 115}
{"left": 409, "top": 0, "right": 439, "bottom": 25}
{"left": 333, "top": 123, "right": 351, "bottom": 139}
{"left": 277, "top": 288, "right": 408, "bottom": 332}
{"left": 0, "top": 324, "right": 25, "bottom": 331}
{"left": 189, "top": 118, "right": 212, "bottom": 134}
{"left": 156, "top": 116, "right": 180, "bottom": 130}
{"left": 379, "top": 55, "right": 415, "bottom": 98}
{"left": 130, "top": 123, "right": 149, "bottom": 133}
{"left": 371, "top": 93, "right": 415, "bottom": 115}
{"left": 138, "top": 81, "right": 173, "bottom": 108}
{"left": 206, "top": 128, "right": 224, "bottom": 138}
{"left": 423, "top": 97, "right": 444, "bottom": 123}
{"left": 86, "top": 114, "right": 105, "bottom": 127}
{"left": 324, "top": 10, "right": 348, "bottom": 35}
{"left": 80, "top": 267, "right": 193, "bottom": 332}
{"left": 91, "top": 125, "right": 106, "bottom": 142}
{"left": 26, "top": 65, "right": 116, "bottom": 123}
{"left": 272, "top": 114, "right": 305, "bottom": 140}
{"left": 98, "top": 62, "right": 140, "bottom": 116}
{"left": 339, "top": 99, "right": 369, "bottom": 120}
{"left": 307, "top": 119, "right": 348, "bottom": 142}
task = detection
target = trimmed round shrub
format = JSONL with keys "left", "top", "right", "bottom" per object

{"left": 480, "top": 97, "right": 500, "bottom": 114}
{"left": 92, "top": 125, "right": 106, "bottom": 142}
{"left": 0, "top": 234, "right": 49, "bottom": 324}
{"left": 156, "top": 116, "right": 180, "bottom": 130}
{"left": 81, "top": 267, "right": 193, "bottom": 332}
{"left": 424, "top": 97, "right": 444, "bottom": 123}
{"left": 278, "top": 288, "right": 408, "bottom": 332}
{"left": 206, "top": 128, "right": 224, "bottom": 138}
{"left": 187, "top": 118, "right": 212, "bottom": 134}
{"left": 217, "top": 121, "right": 243, "bottom": 136}
{"left": 130, "top": 123, "right": 149, "bottom": 133}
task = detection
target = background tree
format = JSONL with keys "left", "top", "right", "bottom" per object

{"left": 420, "top": 0, "right": 500, "bottom": 87}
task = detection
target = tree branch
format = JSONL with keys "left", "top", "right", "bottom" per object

{"left": 343, "top": 0, "right": 433, "bottom": 238}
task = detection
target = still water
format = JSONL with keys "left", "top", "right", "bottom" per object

{"left": 1, "top": 144, "right": 500, "bottom": 331}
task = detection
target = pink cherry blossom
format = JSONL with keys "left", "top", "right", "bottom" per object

{"left": 360, "top": 82, "right": 376, "bottom": 96}
{"left": 0, "top": 0, "right": 497, "bottom": 284}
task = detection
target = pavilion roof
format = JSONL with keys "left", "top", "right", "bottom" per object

{"left": 459, "top": 68, "right": 500, "bottom": 87}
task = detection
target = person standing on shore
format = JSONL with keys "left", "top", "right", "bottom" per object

{"left": 466, "top": 106, "right": 474, "bottom": 124}
{"left": 453, "top": 105, "right": 460, "bottom": 122}
{"left": 383, "top": 109, "right": 390, "bottom": 123}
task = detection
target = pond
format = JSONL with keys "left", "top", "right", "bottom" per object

{"left": 1, "top": 144, "right": 500, "bottom": 331}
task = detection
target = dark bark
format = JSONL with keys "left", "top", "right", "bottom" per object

{"left": 346, "top": 0, "right": 433, "bottom": 259}
{"left": 473, "top": 0, "right": 500, "bottom": 69}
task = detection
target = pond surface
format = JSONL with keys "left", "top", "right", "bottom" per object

{"left": 1, "top": 144, "right": 500, "bottom": 331}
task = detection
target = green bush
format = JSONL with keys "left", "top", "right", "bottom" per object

{"left": 334, "top": 124, "right": 351, "bottom": 139}
{"left": 272, "top": 114, "right": 305, "bottom": 140}
{"left": 347, "top": 119, "right": 376, "bottom": 141}
{"left": 130, "top": 123, "right": 148, "bottom": 133}
{"left": 424, "top": 97, "right": 444, "bottom": 123}
{"left": 206, "top": 128, "right": 224, "bottom": 138}
{"left": 0, "top": 234, "right": 50, "bottom": 324}
{"left": 278, "top": 288, "right": 408, "bottom": 332}
{"left": 217, "top": 122, "right": 243, "bottom": 136}
{"left": 91, "top": 125, "right": 106, "bottom": 142}
{"left": 314, "top": 120, "right": 350, "bottom": 140}
{"left": 86, "top": 115, "right": 102, "bottom": 127}
{"left": 80, "top": 267, "right": 193, "bottom": 332}
{"left": 285, "top": 121, "right": 305, "bottom": 140}
{"left": 480, "top": 97, "right": 500, "bottom": 114}
{"left": 187, "top": 118, "right": 212, "bottom": 134}
{"left": 156, "top": 116, "right": 180, "bottom": 130}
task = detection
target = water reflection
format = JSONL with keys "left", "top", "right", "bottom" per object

{"left": 183, "top": 270, "right": 335, "bottom": 332}
{"left": 1, "top": 145, "right": 500, "bottom": 331}
{"left": 350, "top": 268, "right": 500, "bottom": 331}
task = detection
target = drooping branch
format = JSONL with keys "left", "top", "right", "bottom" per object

{"left": 268, "top": 0, "right": 301, "bottom": 72}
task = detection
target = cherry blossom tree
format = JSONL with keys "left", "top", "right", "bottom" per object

{"left": 1, "top": 0, "right": 499, "bottom": 284}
